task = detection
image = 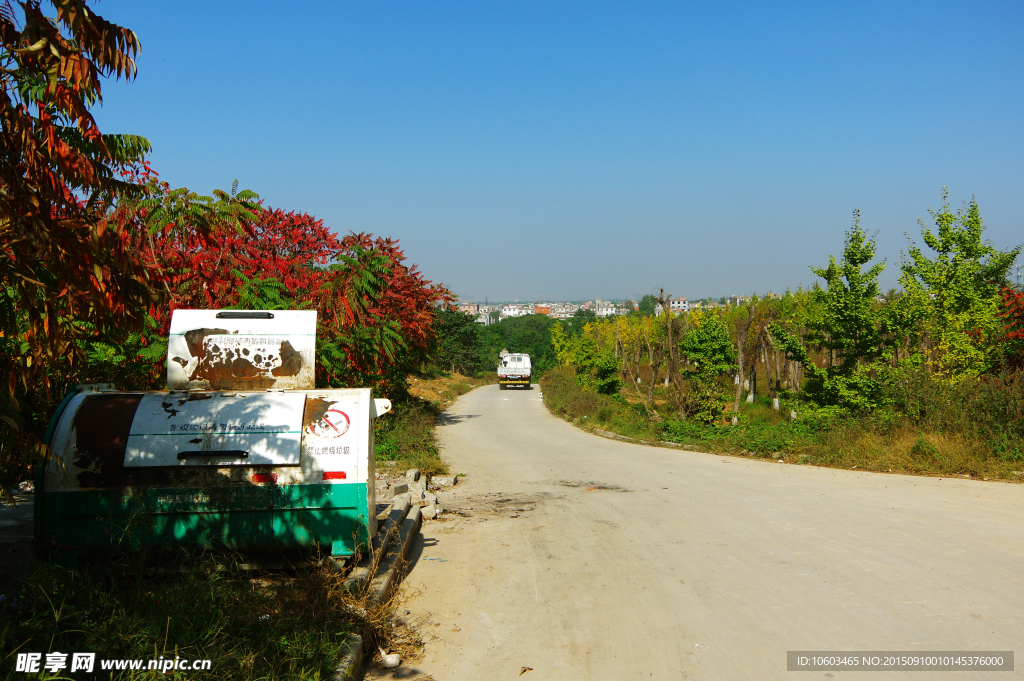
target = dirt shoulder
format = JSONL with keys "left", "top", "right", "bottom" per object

{"left": 406, "top": 373, "right": 492, "bottom": 411}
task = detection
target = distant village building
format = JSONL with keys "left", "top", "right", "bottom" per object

{"left": 668, "top": 297, "right": 689, "bottom": 313}
{"left": 595, "top": 299, "right": 616, "bottom": 317}
{"left": 535, "top": 303, "right": 552, "bottom": 316}
{"left": 459, "top": 303, "right": 480, "bottom": 315}
{"left": 729, "top": 295, "right": 751, "bottom": 306}
{"left": 500, "top": 303, "right": 533, "bottom": 319}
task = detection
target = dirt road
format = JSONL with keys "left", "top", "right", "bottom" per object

{"left": 385, "top": 385, "right": 1023, "bottom": 680}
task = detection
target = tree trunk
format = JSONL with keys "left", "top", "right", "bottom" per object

{"left": 766, "top": 347, "right": 780, "bottom": 411}
{"left": 732, "top": 309, "right": 752, "bottom": 424}
{"left": 658, "top": 290, "right": 686, "bottom": 410}
{"left": 634, "top": 336, "right": 643, "bottom": 386}
{"left": 746, "top": 362, "right": 756, "bottom": 404}
{"left": 644, "top": 327, "right": 663, "bottom": 407}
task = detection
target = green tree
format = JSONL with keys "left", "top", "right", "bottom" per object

{"left": 681, "top": 314, "right": 737, "bottom": 382}
{"left": 771, "top": 213, "right": 888, "bottom": 412}
{"left": 900, "top": 189, "right": 1021, "bottom": 380}
{"left": 808, "top": 210, "right": 885, "bottom": 373}
{"left": 478, "top": 315, "right": 556, "bottom": 376}
{"left": 433, "top": 309, "right": 483, "bottom": 374}
{"left": 561, "top": 307, "right": 596, "bottom": 337}
{"left": 549, "top": 320, "right": 621, "bottom": 395}
{"left": 567, "top": 332, "right": 621, "bottom": 395}
{"left": 591, "top": 350, "right": 623, "bottom": 395}
{"left": 680, "top": 313, "right": 736, "bottom": 423}
{"left": 638, "top": 294, "right": 658, "bottom": 317}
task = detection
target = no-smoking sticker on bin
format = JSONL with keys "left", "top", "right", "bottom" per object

{"left": 305, "top": 407, "right": 350, "bottom": 438}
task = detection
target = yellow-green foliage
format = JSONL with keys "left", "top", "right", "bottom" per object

{"left": 900, "top": 189, "right": 1021, "bottom": 382}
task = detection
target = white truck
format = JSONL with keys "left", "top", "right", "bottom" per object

{"left": 498, "top": 353, "right": 532, "bottom": 389}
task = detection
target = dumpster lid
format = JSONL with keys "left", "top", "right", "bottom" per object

{"left": 167, "top": 310, "right": 317, "bottom": 390}
{"left": 124, "top": 392, "right": 305, "bottom": 467}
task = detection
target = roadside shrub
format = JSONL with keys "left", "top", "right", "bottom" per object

{"left": 541, "top": 367, "right": 607, "bottom": 422}
{"left": 592, "top": 351, "right": 623, "bottom": 396}
{"left": 659, "top": 417, "right": 822, "bottom": 454}
{"left": 541, "top": 368, "right": 655, "bottom": 440}
{"left": 373, "top": 398, "right": 448, "bottom": 476}
{"left": 679, "top": 378, "right": 729, "bottom": 425}
{"left": 877, "top": 366, "right": 1024, "bottom": 458}
{"left": 541, "top": 359, "right": 1024, "bottom": 479}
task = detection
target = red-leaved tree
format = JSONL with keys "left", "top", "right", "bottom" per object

{"left": 1, "top": 0, "right": 155, "bottom": 399}
{"left": 997, "top": 286, "right": 1024, "bottom": 371}
{"left": 115, "top": 194, "right": 451, "bottom": 397}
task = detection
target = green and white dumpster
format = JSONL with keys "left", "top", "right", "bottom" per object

{"left": 36, "top": 310, "right": 389, "bottom": 560}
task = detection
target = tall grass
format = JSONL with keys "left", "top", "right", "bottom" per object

{"left": 541, "top": 367, "right": 658, "bottom": 441}
{"left": 541, "top": 367, "right": 1024, "bottom": 480}
{"left": 374, "top": 398, "right": 449, "bottom": 477}
{"left": 1, "top": 550, "right": 395, "bottom": 680}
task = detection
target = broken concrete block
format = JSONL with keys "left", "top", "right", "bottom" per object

{"left": 386, "top": 483, "right": 408, "bottom": 498}
{"left": 406, "top": 468, "right": 420, "bottom": 482}
{"left": 421, "top": 504, "right": 437, "bottom": 520}
{"left": 423, "top": 492, "right": 438, "bottom": 505}
{"left": 432, "top": 475, "right": 458, "bottom": 487}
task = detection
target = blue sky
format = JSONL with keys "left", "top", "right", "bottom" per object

{"left": 93, "top": 1, "right": 1023, "bottom": 301}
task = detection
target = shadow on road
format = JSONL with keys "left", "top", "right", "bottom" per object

{"left": 435, "top": 413, "right": 481, "bottom": 426}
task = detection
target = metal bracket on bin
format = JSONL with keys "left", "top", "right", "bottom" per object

{"left": 372, "top": 399, "right": 392, "bottom": 418}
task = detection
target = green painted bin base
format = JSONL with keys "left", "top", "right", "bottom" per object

{"left": 39, "top": 483, "right": 370, "bottom": 557}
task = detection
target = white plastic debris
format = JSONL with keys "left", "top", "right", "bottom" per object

{"left": 379, "top": 647, "right": 401, "bottom": 668}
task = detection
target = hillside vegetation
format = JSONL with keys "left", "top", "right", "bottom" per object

{"left": 541, "top": 194, "right": 1024, "bottom": 479}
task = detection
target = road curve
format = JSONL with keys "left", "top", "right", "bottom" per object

{"left": 393, "top": 385, "right": 1024, "bottom": 680}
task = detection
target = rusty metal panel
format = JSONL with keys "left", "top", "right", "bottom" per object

{"left": 124, "top": 392, "right": 305, "bottom": 467}
{"left": 167, "top": 310, "right": 317, "bottom": 390}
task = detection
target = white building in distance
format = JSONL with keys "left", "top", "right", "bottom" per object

{"left": 595, "top": 299, "right": 616, "bottom": 317}
{"left": 668, "top": 297, "right": 689, "bottom": 313}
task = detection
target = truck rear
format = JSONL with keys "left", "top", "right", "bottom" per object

{"left": 498, "top": 354, "right": 532, "bottom": 389}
